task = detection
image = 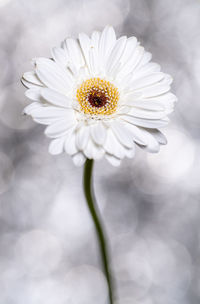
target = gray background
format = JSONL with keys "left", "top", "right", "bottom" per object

{"left": 0, "top": 0, "right": 200, "bottom": 303}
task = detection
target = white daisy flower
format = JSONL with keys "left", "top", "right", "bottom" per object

{"left": 22, "top": 25, "right": 177, "bottom": 167}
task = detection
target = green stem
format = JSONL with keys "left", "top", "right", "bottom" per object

{"left": 83, "top": 159, "right": 114, "bottom": 304}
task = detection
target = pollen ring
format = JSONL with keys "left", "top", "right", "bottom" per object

{"left": 76, "top": 77, "right": 119, "bottom": 116}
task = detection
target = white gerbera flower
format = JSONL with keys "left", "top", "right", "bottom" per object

{"left": 22, "top": 25, "right": 177, "bottom": 166}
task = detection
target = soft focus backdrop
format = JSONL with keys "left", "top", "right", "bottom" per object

{"left": 0, "top": 0, "right": 200, "bottom": 303}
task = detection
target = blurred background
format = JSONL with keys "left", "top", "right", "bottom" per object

{"left": 0, "top": 0, "right": 200, "bottom": 303}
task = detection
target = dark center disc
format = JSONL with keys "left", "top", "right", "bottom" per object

{"left": 88, "top": 91, "right": 108, "bottom": 108}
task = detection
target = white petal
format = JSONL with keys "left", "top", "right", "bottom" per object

{"left": 146, "top": 94, "right": 176, "bottom": 115}
{"left": 130, "top": 73, "right": 165, "bottom": 90}
{"left": 51, "top": 47, "right": 69, "bottom": 67}
{"left": 21, "top": 78, "right": 38, "bottom": 89}
{"left": 135, "top": 51, "right": 152, "bottom": 70}
{"left": 105, "top": 154, "right": 121, "bottom": 166}
{"left": 34, "top": 118, "right": 56, "bottom": 125}
{"left": 121, "top": 114, "right": 169, "bottom": 128}
{"left": 35, "top": 58, "right": 73, "bottom": 94}
{"left": 106, "top": 36, "right": 127, "bottom": 76}
{"left": 150, "top": 129, "right": 167, "bottom": 145}
{"left": 79, "top": 33, "right": 91, "bottom": 67}
{"left": 128, "top": 108, "right": 166, "bottom": 120}
{"left": 104, "top": 128, "right": 135, "bottom": 160}
{"left": 23, "top": 102, "right": 42, "bottom": 115}
{"left": 122, "top": 123, "right": 149, "bottom": 146}
{"left": 84, "top": 139, "right": 104, "bottom": 160}
{"left": 23, "top": 71, "right": 43, "bottom": 86}
{"left": 45, "top": 120, "right": 75, "bottom": 138}
{"left": 125, "top": 99, "right": 165, "bottom": 111}
{"left": 116, "top": 40, "right": 141, "bottom": 79}
{"left": 127, "top": 46, "right": 145, "bottom": 74}
{"left": 72, "top": 152, "right": 86, "bottom": 166}
{"left": 137, "top": 130, "right": 160, "bottom": 153}
{"left": 89, "top": 47, "right": 101, "bottom": 76}
{"left": 137, "top": 83, "right": 170, "bottom": 97}
{"left": 84, "top": 139, "right": 93, "bottom": 159}
{"left": 117, "top": 47, "right": 145, "bottom": 85}
{"left": 41, "top": 88, "right": 72, "bottom": 108}
{"left": 48, "top": 137, "right": 66, "bottom": 155}
{"left": 151, "top": 92, "right": 177, "bottom": 104}
{"left": 110, "top": 121, "right": 134, "bottom": 148}
{"left": 31, "top": 112, "right": 71, "bottom": 126}
{"left": 91, "top": 144, "right": 105, "bottom": 160}
{"left": 65, "top": 38, "right": 84, "bottom": 72}
{"left": 118, "top": 105, "right": 134, "bottom": 114}
{"left": 25, "top": 88, "right": 41, "bottom": 101}
{"left": 30, "top": 106, "right": 73, "bottom": 120}
{"left": 90, "top": 31, "right": 101, "bottom": 74}
{"left": 76, "top": 125, "right": 89, "bottom": 150}
{"left": 104, "top": 129, "right": 125, "bottom": 159}
{"left": 128, "top": 63, "right": 161, "bottom": 83}
{"left": 64, "top": 129, "right": 78, "bottom": 155}
{"left": 88, "top": 47, "right": 97, "bottom": 75}
{"left": 119, "top": 37, "right": 138, "bottom": 67}
{"left": 90, "top": 122, "right": 106, "bottom": 146}
{"left": 122, "top": 91, "right": 142, "bottom": 100}
{"left": 99, "top": 25, "right": 116, "bottom": 70}
{"left": 91, "top": 31, "right": 100, "bottom": 49}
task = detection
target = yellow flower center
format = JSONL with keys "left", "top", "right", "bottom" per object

{"left": 76, "top": 77, "right": 119, "bottom": 116}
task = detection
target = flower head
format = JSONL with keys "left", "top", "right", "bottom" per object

{"left": 22, "top": 26, "right": 177, "bottom": 166}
